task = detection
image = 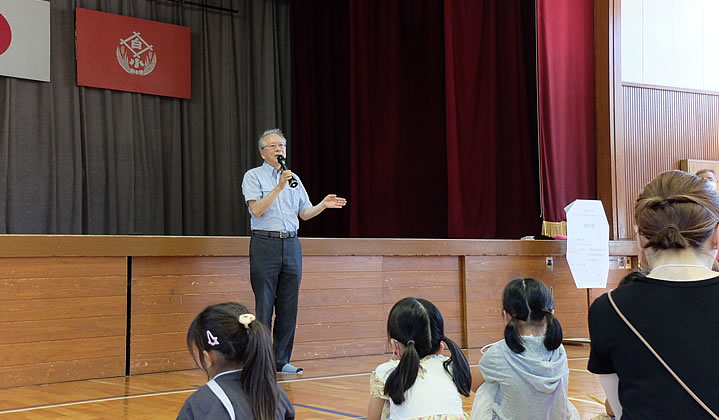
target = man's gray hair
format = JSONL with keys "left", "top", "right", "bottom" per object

{"left": 258, "top": 128, "right": 287, "bottom": 150}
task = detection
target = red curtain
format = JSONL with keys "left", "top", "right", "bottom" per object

{"left": 348, "top": 0, "right": 448, "bottom": 238}
{"left": 444, "top": 0, "right": 540, "bottom": 238}
{"left": 537, "top": 0, "right": 596, "bottom": 226}
{"left": 291, "top": 0, "right": 542, "bottom": 238}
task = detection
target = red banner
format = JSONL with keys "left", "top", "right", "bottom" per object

{"left": 75, "top": 8, "right": 191, "bottom": 99}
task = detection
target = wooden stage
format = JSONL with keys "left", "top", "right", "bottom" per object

{"left": 0, "top": 235, "right": 635, "bottom": 416}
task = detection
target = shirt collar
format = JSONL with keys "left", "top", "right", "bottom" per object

{"left": 261, "top": 161, "right": 281, "bottom": 175}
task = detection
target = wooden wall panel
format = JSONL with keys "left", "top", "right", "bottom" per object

{"left": 297, "top": 304, "right": 382, "bottom": 324}
{"left": 127, "top": 249, "right": 635, "bottom": 375}
{"left": 465, "top": 256, "right": 555, "bottom": 348}
{"left": 465, "top": 255, "right": 632, "bottom": 348}
{"left": 595, "top": 0, "right": 616, "bottom": 238}
{"left": 0, "top": 317, "right": 126, "bottom": 344}
{"left": 0, "top": 337, "right": 125, "bottom": 367}
{"left": 615, "top": 85, "right": 719, "bottom": 238}
{"left": 294, "top": 256, "right": 385, "bottom": 360}
{"left": 552, "top": 259, "right": 592, "bottom": 339}
{"left": 0, "top": 237, "right": 639, "bottom": 387}
{"left": 0, "top": 257, "right": 126, "bottom": 278}
{"left": 0, "top": 257, "right": 126, "bottom": 388}
{"left": 381, "top": 256, "right": 464, "bottom": 346}
{"left": 294, "top": 338, "right": 386, "bottom": 360}
{"left": 130, "top": 255, "right": 462, "bottom": 371}
{"left": 0, "top": 357, "right": 124, "bottom": 389}
{"left": 130, "top": 256, "right": 250, "bottom": 374}
{"left": 129, "top": 351, "right": 190, "bottom": 373}
{"left": 0, "top": 235, "right": 637, "bottom": 257}
{"left": 1, "top": 296, "right": 125, "bottom": 322}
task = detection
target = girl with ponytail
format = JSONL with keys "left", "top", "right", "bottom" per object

{"left": 177, "top": 302, "right": 295, "bottom": 420}
{"left": 367, "top": 297, "right": 472, "bottom": 420}
{"left": 470, "top": 278, "right": 579, "bottom": 420}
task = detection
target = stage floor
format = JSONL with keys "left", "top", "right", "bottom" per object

{"left": 0, "top": 345, "right": 606, "bottom": 419}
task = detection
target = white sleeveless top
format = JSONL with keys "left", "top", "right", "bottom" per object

{"left": 370, "top": 354, "right": 468, "bottom": 420}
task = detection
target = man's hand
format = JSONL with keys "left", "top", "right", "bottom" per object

{"left": 247, "top": 171, "right": 295, "bottom": 218}
{"left": 299, "top": 194, "right": 347, "bottom": 221}
{"left": 321, "top": 194, "right": 347, "bottom": 209}
{"left": 277, "top": 170, "right": 295, "bottom": 190}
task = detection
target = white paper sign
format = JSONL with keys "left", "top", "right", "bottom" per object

{"left": 565, "top": 199, "right": 609, "bottom": 288}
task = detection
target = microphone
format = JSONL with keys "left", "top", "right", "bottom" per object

{"left": 276, "top": 155, "right": 298, "bottom": 188}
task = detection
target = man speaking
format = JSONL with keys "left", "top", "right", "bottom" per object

{"left": 242, "top": 129, "right": 347, "bottom": 374}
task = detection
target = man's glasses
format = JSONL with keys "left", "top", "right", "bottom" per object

{"left": 262, "top": 143, "right": 286, "bottom": 150}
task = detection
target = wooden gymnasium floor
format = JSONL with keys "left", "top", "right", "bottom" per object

{"left": 0, "top": 345, "right": 606, "bottom": 419}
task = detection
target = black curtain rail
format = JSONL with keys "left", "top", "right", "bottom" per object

{"left": 165, "top": 0, "right": 238, "bottom": 13}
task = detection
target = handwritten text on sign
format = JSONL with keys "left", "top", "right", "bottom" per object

{"left": 565, "top": 200, "right": 609, "bottom": 288}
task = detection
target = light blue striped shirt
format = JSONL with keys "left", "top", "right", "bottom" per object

{"left": 241, "top": 162, "right": 312, "bottom": 232}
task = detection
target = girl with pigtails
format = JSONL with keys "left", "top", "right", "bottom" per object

{"left": 470, "top": 278, "right": 579, "bottom": 420}
{"left": 367, "top": 297, "right": 472, "bottom": 420}
{"left": 177, "top": 302, "right": 295, "bottom": 420}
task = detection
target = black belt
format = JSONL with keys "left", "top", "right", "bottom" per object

{"left": 252, "top": 230, "right": 297, "bottom": 239}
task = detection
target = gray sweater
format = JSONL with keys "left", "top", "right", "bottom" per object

{"left": 471, "top": 336, "right": 579, "bottom": 420}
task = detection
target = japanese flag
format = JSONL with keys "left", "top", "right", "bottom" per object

{"left": 0, "top": 0, "right": 50, "bottom": 82}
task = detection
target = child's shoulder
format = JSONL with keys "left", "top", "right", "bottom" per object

{"left": 373, "top": 359, "right": 400, "bottom": 378}
{"left": 421, "top": 353, "right": 451, "bottom": 366}
{"left": 178, "top": 384, "right": 224, "bottom": 419}
{"left": 479, "top": 340, "right": 507, "bottom": 358}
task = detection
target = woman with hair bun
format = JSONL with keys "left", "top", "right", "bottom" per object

{"left": 588, "top": 170, "right": 719, "bottom": 419}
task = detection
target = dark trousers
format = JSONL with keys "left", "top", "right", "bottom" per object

{"left": 249, "top": 234, "right": 302, "bottom": 370}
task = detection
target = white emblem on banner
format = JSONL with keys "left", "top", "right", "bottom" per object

{"left": 116, "top": 32, "right": 156, "bottom": 76}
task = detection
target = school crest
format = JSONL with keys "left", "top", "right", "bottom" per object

{"left": 77, "top": 8, "right": 191, "bottom": 98}
{"left": 116, "top": 31, "right": 156, "bottom": 76}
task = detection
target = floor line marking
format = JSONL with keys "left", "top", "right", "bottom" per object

{"left": 568, "top": 397, "right": 605, "bottom": 407}
{"left": 569, "top": 368, "right": 591, "bottom": 373}
{"left": 89, "top": 380, "right": 122, "bottom": 386}
{"left": 278, "top": 372, "right": 371, "bottom": 383}
{"left": 293, "top": 402, "right": 365, "bottom": 418}
{"left": 0, "top": 389, "right": 196, "bottom": 414}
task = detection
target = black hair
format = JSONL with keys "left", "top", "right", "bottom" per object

{"left": 502, "top": 278, "right": 563, "bottom": 354}
{"left": 186, "top": 302, "right": 278, "bottom": 420}
{"left": 383, "top": 297, "right": 471, "bottom": 405}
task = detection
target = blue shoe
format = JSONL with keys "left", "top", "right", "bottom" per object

{"left": 277, "top": 363, "right": 303, "bottom": 374}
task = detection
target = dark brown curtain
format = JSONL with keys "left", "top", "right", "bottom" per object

{"left": 0, "top": 0, "right": 289, "bottom": 235}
